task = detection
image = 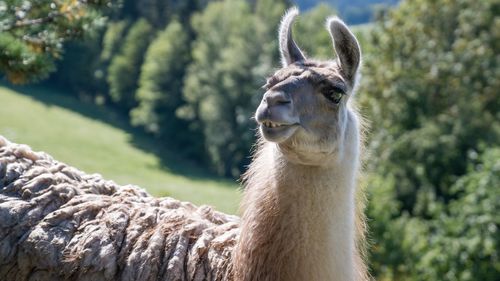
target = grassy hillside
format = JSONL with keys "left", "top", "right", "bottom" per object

{"left": 0, "top": 85, "right": 241, "bottom": 214}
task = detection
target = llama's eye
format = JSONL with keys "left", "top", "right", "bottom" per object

{"left": 323, "top": 88, "right": 344, "bottom": 104}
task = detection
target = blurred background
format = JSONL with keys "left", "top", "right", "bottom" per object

{"left": 0, "top": 0, "right": 498, "bottom": 279}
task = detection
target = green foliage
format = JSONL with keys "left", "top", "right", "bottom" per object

{"left": 131, "top": 20, "right": 201, "bottom": 157}
{"left": 181, "top": 0, "right": 282, "bottom": 176}
{"left": 362, "top": 0, "right": 499, "bottom": 213}
{"left": 0, "top": 32, "right": 54, "bottom": 83}
{"left": 107, "top": 18, "right": 154, "bottom": 111}
{"left": 48, "top": 20, "right": 129, "bottom": 103}
{"left": 291, "top": 4, "right": 371, "bottom": 61}
{"left": 438, "top": 148, "right": 500, "bottom": 280}
{"left": 0, "top": 0, "right": 112, "bottom": 83}
{"left": 100, "top": 20, "right": 129, "bottom": 63}
{"left": 368, "top": 149, "right": 500, "bottom": 280}
{"left": 132, "top": 20, "right": 188, "bottom": 133}
{"left": 254, "top": 0, "right": 288, "bottom": 68}
{"left": 361, "top": 0, "right": 500, "bottom": 279}
{"left": 293, "top": 0, "right": 399, "bottom": 24}
{"left": 294, "top": 3, "right": 337, "bottom": 59}
{"left": 135, "top": 0, "right": 203, "bottom": 27}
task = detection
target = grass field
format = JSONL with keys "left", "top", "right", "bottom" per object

{"left": 0, "top": 85, "right": 241, "bottom": 214}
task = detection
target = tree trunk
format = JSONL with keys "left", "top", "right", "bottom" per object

{"left": 0, "top": 136, "right": 238, "bottom": 281}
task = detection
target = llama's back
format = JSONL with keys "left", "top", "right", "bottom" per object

{"left": 0, "top": 137, "right": 239, "bottom": 281}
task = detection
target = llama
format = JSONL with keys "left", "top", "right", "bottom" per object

{"left": 233, "top": 8, "right": 368, "bottom": 281}
{"left": 0, "top": 8, "right": 367, "bottom": 281}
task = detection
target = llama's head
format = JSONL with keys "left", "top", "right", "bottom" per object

{"left": 255, "top": 7, "right": 361, "bottom": 166}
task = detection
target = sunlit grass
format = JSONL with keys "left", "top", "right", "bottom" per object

{"left": 0, "top": 85, "right": 241, "bottom": 214}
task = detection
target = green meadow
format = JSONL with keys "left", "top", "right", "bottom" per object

{"left": 0, "top": 85, "right": 241, "bottom": 214}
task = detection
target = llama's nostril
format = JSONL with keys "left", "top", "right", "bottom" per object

{"left": 276, "top": 100, "right": 291, "bottom": 105}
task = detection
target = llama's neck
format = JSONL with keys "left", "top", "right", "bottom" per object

{"left": 234, "top": 140, "right": 361, "bottom": 281}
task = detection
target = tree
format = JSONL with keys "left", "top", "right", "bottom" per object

{"left": 359, "top": 0, "right": 500, "bottom": 279}
{"left": 181, "top": 0, "right": 266, "bottom": 176}
{"left": 292, "top": 3, "right": 372, "bottom": 60}
{"left": 47, "top": 20, "right": 129, "bottom": 103}
{"left": 362, "top": 0, "right": 499, "bottom": 214}
{"left": 0, "top": 0, "right": 113, "bottom": 83}
{"left": 131, "top": 20, "right": 201, "bottom": 157}
{"left": 294, "top": 3, "right": 337, "bottom": 59}
{"left": 107, "top": 18, "right": 154, "bottom": 112}
{"left": 253, "top": 0, "right": 288, "bottom": 71}
{"left": 420, "top": 148, "right": 500, "bottom": 280}
{"left": 134, "top": 0, "right": 203, "bottom": 27}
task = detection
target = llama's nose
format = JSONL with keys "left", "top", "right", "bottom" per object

{"left": 263, "top": 91, "right": 291, "bottom": 107}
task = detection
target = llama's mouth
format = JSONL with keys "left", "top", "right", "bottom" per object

{"left": 262, "top": 121, "right": 288, "bottom": 128}
{"left": 259, "top": 121, "right": 299, "bottom": 142}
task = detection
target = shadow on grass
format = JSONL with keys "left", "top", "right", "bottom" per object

{"left": 3, "top": 82, "right": 236, "bottom": 185}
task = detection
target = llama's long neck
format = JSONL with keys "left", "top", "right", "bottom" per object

{"left": 234, "top": 136, "right": 362, "bottom": 281}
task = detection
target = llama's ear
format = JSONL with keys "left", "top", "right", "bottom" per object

{"left": 279, "top": 7, "right": 306, "bottom": 66}
{"left": 327, "top": 17, "right": 361, "bottom": 83}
